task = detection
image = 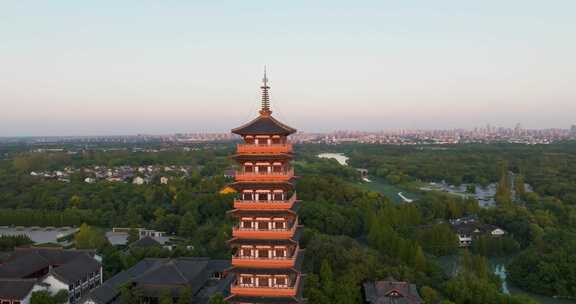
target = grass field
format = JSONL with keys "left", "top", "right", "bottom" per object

{"left": 357, "top": 176, "right": 420, "bottom": 204}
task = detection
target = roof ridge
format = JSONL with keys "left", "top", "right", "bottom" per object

{"left": 168, "top": 262, "right": 190, "bottom": 284}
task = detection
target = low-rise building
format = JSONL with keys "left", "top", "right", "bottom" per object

{"left": 105, "top": 228, "right": 168, "bottom": 246}
{"left": 363, "top": 278, "right": 423, "bottom": 304}
{"left": 450, "top": 218, "right": 505, "bottom": 247}
{"left": 0, "top": 279, "right": 48, "bottom": 304}
{"left": 83, "top": 257, "right": 232, "bottom": 304}
{"left": 0, "top": 248, "right": 102, "bottom": 304}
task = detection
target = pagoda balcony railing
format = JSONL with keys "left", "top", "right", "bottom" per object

{"left": 237, "top": 143, "right": 292, "bottom": 154}
{"left": 232, "top": 223, "right": 297, "bottom": 239}
{"left": 230, "top": 276, "right": 300, "bottom": 297}
{"left": 233, "top": 193, "right": 297, "bottom": 210}
{"left": 235, "top": 169, "right": 294, "bottom": 182}
{"left": 232, "top": 253, "right": 298, "bottom": 268}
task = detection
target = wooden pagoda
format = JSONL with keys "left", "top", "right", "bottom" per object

{"left": 225, "top": 70, "right": 303, "bottom": 304}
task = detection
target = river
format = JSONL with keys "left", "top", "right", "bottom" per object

{"left": 317, "top": 153, "right": 417, "bottom": 203}
{"left": 317, "top": 152, "right": 349, "bottom": 166}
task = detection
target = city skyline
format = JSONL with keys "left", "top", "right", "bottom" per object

{"left": 2, "top": 1, "right": 576, "bottom": 136}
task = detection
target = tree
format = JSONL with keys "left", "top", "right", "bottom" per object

{"left": 413, "top": 245, "right": 427, "bottom": 272}
{"left": 420, "top": 286, "right": 439, "bottom": 304}
{"left": 208, "top": 293, "right": 226, "bottom": 304}
{"left": 74, "top": 223, "right": 108, "bottom": 249}
{"left": 178, "top": 212, "right": 197, "bottom": 238}
{"left": 495, "top": 161, "right": 512, "bottom": 206}
{"left": 176, "top": 287, "right": 192, "bottom": 304}
{"left": 30, "top": 290, "right": 68, "bottom": 304}
{"left": 119, "top": 282, "right": 142, "bottom": 304}
{"left": 159, "top": 289, "right": 173, "bottom": 304}
{"left": 127, "top": 227, "right": 139, "bottom": 244}
{"left": 417, "top": 224, "right": 458, "bottom": 256}
{"left": 514, "top": 174, "right": 526, "bottom": 200}
{"left": 319, "top": 259, "right": 335, "bottom": 296}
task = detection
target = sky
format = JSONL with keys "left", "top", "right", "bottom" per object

{"left": 1, "top": 0, "right": 575, "bottom": 136}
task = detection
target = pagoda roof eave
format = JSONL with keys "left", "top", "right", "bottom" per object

{"left": 229, "top": 181, "right": 295, "bottom": 191}
{"left": 225, "top": 295, "right": 300, "bottom": 304}
{"left": 228, "top": 227, "right": 303, "bottom": 246}
{"left": 227, "top": 202, "right": 301, "bottom": 217}
{"left": 231, "top": 115, "right": 297, "bottom": 136}
{"left": 230, "top": 153, "right": 293, "bottom": 160}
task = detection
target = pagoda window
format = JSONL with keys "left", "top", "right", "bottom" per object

{"left": 257, "top": 221, "right": 268, "bottom": 230}
{"left": 273, "top": 221, "right": 286, "bottom": 230}
{"left": 241, "top": 248, "right": 251, "bottom": 256}
{"left": 258, "top": 277, "right": 269, "bottom": 287}
{"left": 241, "top": 276, "right": 252, "bottom": 285}
{"left": 275, "top": 276, "right": 287, "bottom": 287}
{"left": 245, "top": 136, "right": 255, "bottom": 144}
{"left": 275, "top": 248, "right": 286, "bottom": 257}
{"left": 272, "top": 164, "right": 283, "bottom": 173}
{"left": 256, "top": 193, "right": 268, "bottom": 201}
{"left": 241, "top": 221, "right": 253, "bottom": 229}
{"left": 242, "top": 192, "right": 253, "bottom": 200}
{"left": 257, "top": 165, "right": 269, "bottom": 174}
{"left": 272, "top": 192, "right": 284, "bottom": 200}
{"left": 257, "top": 249, "right": 269, "bottom": 258}
{"left": 244, "top": 164, "right": 254, "bottom": 172}
{"left": 271, "top": 137, "right": 282, "bottom": 144}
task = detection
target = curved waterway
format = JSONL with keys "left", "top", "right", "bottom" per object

{"left": 317, "top": 153, "right": 349, "bottom": 166}
{"left": 317, "top": 153, "right": 416, "bottom": 203}
{"left": 491, "top": 258, "right": 576, "bottom": 304}
{"left": 440, "top": 255, "right": 575, "bottom": 304}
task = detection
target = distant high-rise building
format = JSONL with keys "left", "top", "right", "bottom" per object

{"left": 514, "top": 123, "right": 523, "bottom": 136}
{"left": 571, "top": 125, "right": 576, "bottom": 138}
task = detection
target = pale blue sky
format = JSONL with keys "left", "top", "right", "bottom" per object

{"left": 1, "top": 0, "right": 575, "bottom": 136}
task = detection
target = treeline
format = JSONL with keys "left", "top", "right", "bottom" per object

{"left": 299, "top": 142, "right": 576, "bottom": 298}
{"left": 0, "top": 235, "right": 33, "bottom": 251}
{"left": 0, "top": 208, "right": 96, "bottom": 227}
{"left": 296, "top": 167, "right": 528, "bottom": 303}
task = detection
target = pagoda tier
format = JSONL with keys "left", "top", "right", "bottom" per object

{"left": 227, "top": 71, "right": 303, "bottom": 303}
{"left": 228, "top": 255, "right": 304, "bottom": 298}
{"left": 229, "top": 181, "right": 295, "bottom": 192}
{"left": 228, "top": 202, "right": 300, "bottom": 217}
{"left": 233, "top": 193, "right": 298, "bottom": 210}
{"left": 228, "top": 226, "right": 302, "bottom": 247}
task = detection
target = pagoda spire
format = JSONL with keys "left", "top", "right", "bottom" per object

{"left": 260, "top": 66, "right": 272, "bottom": 116}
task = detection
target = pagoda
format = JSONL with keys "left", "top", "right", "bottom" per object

{"left": 225, "top": 70, "right": 303, "bottom": 304}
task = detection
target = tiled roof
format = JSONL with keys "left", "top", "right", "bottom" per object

{"left": 227, "top": 202, "right": 300, "bottom": 217}
{"left": 227, "top": 227, "right": 303, "bottom": 247}
{"left": 229, "top": 181, "right": 295, "bottom": 191}
{"left": 50, "top": 253, "right": 101, "bottom": 284}
{"left": 0, "top": 278, "right": 37, "bottom": 300}
{"left": 85, "top": 258, "right": 231, "bottom": 304}
{"left": 363, "top": 279, "right": 423, "bottom": 304}
{"left": 232, "top": 115, "right": 296, "bottom": 136}
{"left": 0, "top": 248, "right": 95, "bottom": 279}
{"left": 130, "top": 236, "right": 162, "bottom": 248}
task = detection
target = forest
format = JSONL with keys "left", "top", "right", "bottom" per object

{"left": 0, "top": 142, "right": 575, "bottom": 303}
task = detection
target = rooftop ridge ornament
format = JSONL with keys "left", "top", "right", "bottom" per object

{"left": 260, "top": 66, "right": 272, "bottom": 116}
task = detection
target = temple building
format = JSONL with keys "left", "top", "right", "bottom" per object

{"left": 225, "top": 71, "right": 304, "bottom": 304}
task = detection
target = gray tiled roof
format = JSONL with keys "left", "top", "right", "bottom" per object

{"left": 86, "top": 258, "right": 231, "bottom": 304}
{"left": 51, "top": 253, "right": 101, "bottom": 284}
{"left": 130, "top": 236, "right": 162, "bottom": 248}
{"left": 0, "top": 278, "right": 37, "bottom": 300}
{"left": 363, "top": 279, "right": 423, "bottom": 304}
{"left": 232, "top": 115, "right": 296, "bottom": 136}
{"left": 0, "top": 248, "right": 95, "bottom": 279}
